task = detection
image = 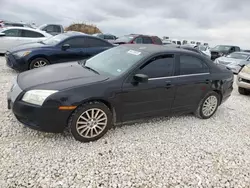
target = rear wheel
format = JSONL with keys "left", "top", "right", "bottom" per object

{"left": 68, "top": 102, "right": 113, "bottom": 142}
{"left": 29, "top": 58, "right": 49, "bottom": 69}
{"left": 238, "top": 87, "right": 250, "bottom": 95}
{"left": 195, "top": 91, "right": 220, "bottom": 119}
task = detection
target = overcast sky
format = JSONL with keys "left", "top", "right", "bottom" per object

{"left": 1, "top": 0, "right": 250, "bottom": 48}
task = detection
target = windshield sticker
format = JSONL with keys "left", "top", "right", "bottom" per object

{"left": 127, "top": 50, "right": 141, "bottom": 55}
{"left": 117, "top": 69, "right": 121, "bottom": 72}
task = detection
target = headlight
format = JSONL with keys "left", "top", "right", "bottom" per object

{"left": 241, "top": 66, "right": 250, "bottom": 74}
{"left": 22, "top": 90, "right": 58, "bottom": 106}
{"left": 14, "top": 51, "right": 31, "bottom": 57}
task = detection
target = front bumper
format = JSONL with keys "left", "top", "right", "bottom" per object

{"left": 237, "top": 72, "right": 250, "bottom": 89}
{"left": 5, "top": 52, "right": 29, "bottom": 71}
{"left": 7, "top": 81, "right": 72, "bottom": 133}
{"left": 8, "top": 99, "right": 71, "bottom": 133}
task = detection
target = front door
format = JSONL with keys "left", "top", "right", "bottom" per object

{"left": 52, "top": 37, "right": 88, "bottom": 63}
{"left": 171, "top": 53, "right": 211, "bottom": 114}
{"left": 120, "top": 54, "right": 176, "bottom": 121}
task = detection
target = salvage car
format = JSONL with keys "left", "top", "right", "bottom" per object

{"left": 210, "top": 45, "right": 241, "bottom": 60}
{"left": 0, "top": 27, "right": 51, "bottom": 53}
{"left": 214, "top": 52, "right": 250, "bottom": 74}
{"left": 5, "top": 32, "right": 114, "bottom": 71}
{"left": 7, "top": 44, "right": 234, "bottom": 142}
{"left": 237, "top": 64, "right": 250, "bottom": 95}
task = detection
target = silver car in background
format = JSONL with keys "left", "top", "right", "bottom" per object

{"left": 214, "top": 52, "right": 250, "bottom": 74}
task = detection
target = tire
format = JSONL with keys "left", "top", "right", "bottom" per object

{"left": 238, "top": 87, "right": 250, "bottom": 95}
{"left": 194, "top": 91, "right": 220, "bottom": 119}
{"left": 68, "top": 101, "right": 113, "bottom": 142}
{"left": 29, "top": 57, "right": 49, "bottom": 69}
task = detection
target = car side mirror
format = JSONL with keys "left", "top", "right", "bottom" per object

{"left": 62, "top": 44, "right": 70, "bottom": 51}
{"left": 133, "top": 74, "right": 149, "bottom": 83}
{"left": 0, "top": 33, "right": 6, "bottom": 37}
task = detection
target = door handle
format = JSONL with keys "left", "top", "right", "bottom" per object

{"left": 205, "top": 79, "right": 210, "bottom": 84}
{"left": 165, "top": 81, "right": 173, "bottom": 89}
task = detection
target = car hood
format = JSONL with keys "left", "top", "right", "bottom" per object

{"left": 8, "top": 42, "right": 52, "bottom": 53}
{"left": 17, "top": 62, "right": 109, "bottom": 90}
{"left": 217, "top": 57, "right": 247, "bottom": 65}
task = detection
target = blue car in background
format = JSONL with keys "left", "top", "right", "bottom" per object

{"left": 5, "top": 32, "right": 114, "bottom": 71}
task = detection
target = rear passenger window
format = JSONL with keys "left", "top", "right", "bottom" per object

{"left": 143, "top": 37, "right": 153, "bottom": 44}
{"left": 85, "top": 37, "right": 112, "bottom": 47}
{"left": 22, "top": 30, "right": 44, "bottom": 38}
{"left": 179, "top": 55, "right": 209, "bottom": 75}
{"left": 153, "top": 37, "right": 163, "bottom": 45}
{"left": 138, "top": 54, "right": 174, "bottom": 78}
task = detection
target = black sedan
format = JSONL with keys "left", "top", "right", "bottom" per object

{"left": 7, "top": 44, "right": 234, "bottom": 142}
{"left": 5, "top": 32, "right": 113, "bottom": 71}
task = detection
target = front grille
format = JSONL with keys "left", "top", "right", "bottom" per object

{"left": 242, "top": 78, "right": 250, "bottom": 84}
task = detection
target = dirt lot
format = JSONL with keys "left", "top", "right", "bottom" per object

{"left": 0, "top": 56, "right": 250, "bottom": 187}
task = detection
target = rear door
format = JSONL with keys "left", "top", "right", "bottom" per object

{"left": 171, "top": 53, "right": 211, "bottom": 113}
{"left": 0, "top": 29, "right": 22, "bottom": 52}
{"left": 120, "top": 54, "right": 176, "bottom": 121}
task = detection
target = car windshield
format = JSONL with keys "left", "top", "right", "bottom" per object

{"left": 226, "top": 53, "right": 249, "bottom": 60}
{"left": 42, "top": 34, "right": 68, "bottom": 45}
{"left": 38, "top": 24, "right": 47, "bottom": 29}
{"left": 213, "top": 45, "right": 231, "bottom": 51}
{"left": 116, "top": 35, "right": 134, "bottom": 43}
{"left": 198, "top": 46, "right": 207, "bottom": 51}
{"left": 84, "top": 46, "right": 148, "bottom": 76}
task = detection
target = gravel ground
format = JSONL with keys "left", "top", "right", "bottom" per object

{"left": 0, "top": 56, "right": 250, "bottom": 188}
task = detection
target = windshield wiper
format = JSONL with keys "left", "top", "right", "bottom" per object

{"left": 83, "top": 65, "right": 99, "bottom": 75}
{"left": 38, "top": 41, "right": 45, "bottom": 44}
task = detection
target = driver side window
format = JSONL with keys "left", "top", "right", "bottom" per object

{"left": 138, "top": 54, "right": 174, "bottom": 78}
{"left": 3, "top": 29, "right": 21, "bottom": 37}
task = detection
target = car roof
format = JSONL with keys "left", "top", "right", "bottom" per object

{"left": 122, "top": 44, "right": 197, "bottom": 55}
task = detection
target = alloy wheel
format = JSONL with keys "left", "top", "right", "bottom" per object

{"left": 202, "top": 95, "right": 218, "bottom": 117}
{"left": 76, "top": 108, "right": 108, "bottom": 138}
{"left": 33, "top": 60, "right": 47, "bottom": 68}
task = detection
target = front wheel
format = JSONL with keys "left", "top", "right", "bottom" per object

{"left": 29, "top": 58, "right": 49, "bottom": 69}
{"left": 68, "top": 102, "right": 113, "bottom": 142}
{"left": 195, "top": 91, "right": 220, "bottom": 119}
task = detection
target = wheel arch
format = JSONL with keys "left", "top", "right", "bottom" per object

{"left": 69, "top": 98, "right": 117, "bottom": 125}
